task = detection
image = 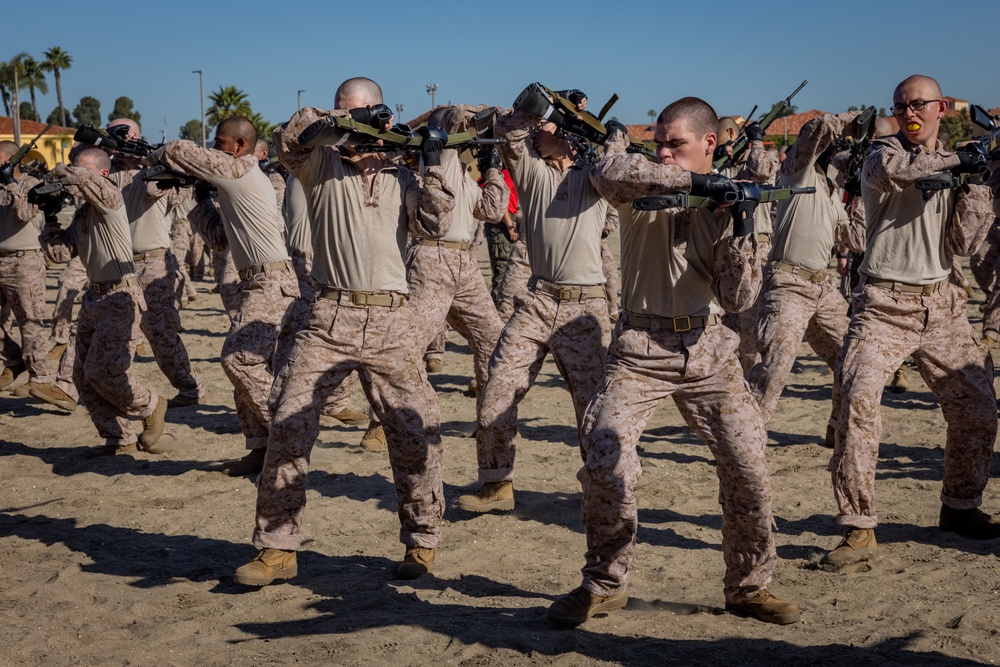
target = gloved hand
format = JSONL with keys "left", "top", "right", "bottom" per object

{"left": 956, "top": 143, "right": 988, "bottom": 175}
{"left": 194, "top": 180, "right": 217, "bottom": 203}
{"left": 477, "top": 147, "right": 502, "bottom": 174}
{"left": 689, "top": 172, "right": 740, "bottom": 200}
{"left": 417, "top": 126, "right": 448, "bottom": 167}
{"left": 744, "top": 121, "right": 764, "bottom": 143}
{"left": 604, "top": 119, "right": 628, "bottom": 139}
{"left": 713, "top": 144, "right": 731, "bottom": 163}
{"left": 0, "top": 162, "right": 13, "bottom": 185}
{"left": 731, "top": 200, "right": 756, "bottom": 237}
{"left": 349, "top": 104, "right": 393, "bottom": 130}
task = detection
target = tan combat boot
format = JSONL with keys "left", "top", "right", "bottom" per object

{"left": 0, "top": 363, "right": 25, "bottom": 390}
{"left": 220, "top": 449, "right": 267, "bottom": 476}
{"left": 939, "top": 505, "right": 1000, "bottom": 540}
{"left": 234, "top": 549, "right": 298, "bottom": 586}
{"left": 888, "top": 365, "right": 908, "bottom": 394}
{"left": 327, "top": 407, "right": 368, "bottom": 426}
{"left": 725, "top": 589, "right": 801, "bottom": 625}
{"left": 357, "top": 422, "right": 386, "bottom": 452}
{"left": 425, "top": 358, "right": 443, "bottom": 373}
{"left": 547, "top": 586, "right": 628, "bottom": 627}
{"left": 396, "top": 547, "right": 435, "bottom": 579}
{"left": 47, "top": 343, "right": 67, "bottom": 362}
{"left": 29, "top": 383, "right": 77, "bottom": 414}
{"left": 453, "top": 481, "right": 515, "bottom": 513}
{"left": 820, "top": 528, "right": 877, "bottom": 568}
{"left": 139, "top": 395, "right": 168, "bottom": 449}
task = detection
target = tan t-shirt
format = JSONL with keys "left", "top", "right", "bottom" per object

{"left": 496, "top": 110, "right": 608, "bottom": 286}
{"left": 273, "top": 107, "right": 455, "bottom": 293}
{"left": 283, "top": 174, "right": 312, "bottom": 255}
{"left": 122, "top": 178, "right": 172, "bottom": 253}
{"left": 47, "top": 164, "right": 134, "bottom": 283}
{"left": 149, "top": 141, "right": 288, "bottom": 271}
{"left": 436, "top": 150, "right": 508, "bottom": 244}
{"left": 0, "top": 175, "right": 44, "bottom": 252}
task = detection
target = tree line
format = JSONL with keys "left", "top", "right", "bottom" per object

{"left": 1, "top": 49, "right": 274, "bottom": 142}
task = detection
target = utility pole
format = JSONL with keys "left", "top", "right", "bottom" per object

{"left": 192, "top": 70, "right": 205, "bottom": 148}
{"left": 297, "top": 89, "right": 306, "bottom": 111}
{"left": 426, "top": 83, "right": 438, "bottom": 111}
{"left": 395, "top": 103, "right": 405, "bottom": 121}
{"left": 12, "top": 65, "right": 20, "bottom": 145}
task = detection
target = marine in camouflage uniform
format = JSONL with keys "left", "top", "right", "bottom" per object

{"left": 548, "top": 100, "right": 798, "bottom": 627}
{"left": 0, "top": 145, "right": 53, "bottom": 392}
{"left": 241, "top": 80, "right": 455, "bottom": 582}
{"left": 456, "top": 106, "right": 612, "bottom": 510}
{"left": 39, "top": 153, "right": 165, "bottom": 453}
{"left": 745, "top": 112, "right": 860, "bottom": 426}
{"left": 148, "top": 117, "right": 300, "bottom": 472}
{"left": 825, "top": 77, "right": 1000, "bottom": 568}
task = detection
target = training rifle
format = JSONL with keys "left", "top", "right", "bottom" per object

{"left": 137, "top": 164, "right": 202, "bottom": 189}
{"left": 26, "top": 181, "right": 73, "bottom": 223}
{"left": 713, "top": 80, "right": 809, "bottom": 171}
{"left": 836, "top": 107, "right": 877, "bottom": 298}
{"left": 297, "top": 104, "right": 506, "bottom": 154}
{"left": 74, "top": 124, "right": 161, "bottom": 158}
{"left": 632, "top": 184, "right": 816, "bottom": 211}
{"left": 915, "top": 104, "right": 1000, "bottom": 191}
{"left": 0, "top": 123, "right": 52, "bottom": 184}
{"left": 511, "top": 82, "right": 654, "bottom": 159}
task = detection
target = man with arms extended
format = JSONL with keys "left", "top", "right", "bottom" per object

{"left": 823, "top": 75, "right": 999, "bottom": 569}
{"left": 233, "top": 77, "right": 454, "bottom": 585}
{"left": 41, "top": 147, "right": 167, "bottom": 453}
{"left": 0, "top": 140, "right": 57, "bottom": 399}
{"left": 146, "top": 116, "right": 300, "bottom": 475}
{"left": 548, "top": 97, "right": 799, "bottom": 627}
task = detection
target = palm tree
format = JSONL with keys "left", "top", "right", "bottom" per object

{"left": 0, "top": 61, "right": 13, "bottom": 116}
{"left": 42, "top": 47, "right": 72, "bottom": 128}
{"left": 207, "top": 86, "right": 252, "bottom": 127}
{"left": 248, "top": 112, "right": 273, "bottom": 142}
{"left": 11, "top": 54, "right": 48, "bottom": 121}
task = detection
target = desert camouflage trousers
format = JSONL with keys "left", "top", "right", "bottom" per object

{"left": 475, "top": 281, "right": 610, "bottom": 483}
{"left": 831, "top": 281, "right": 997, "bottom": 528}
{"left": 285, "top": 252, "right": 362, "bottom": 417}
{"left": 495, "top": 240, "right": 531, "bottom": 323}
{"left": 406, "top": 244, "right": 503, "bottom": 412}
{"left": 252, "top": 295, "right": 443, "bottom": 550}
{"left": 0, "top": 252, "right": 51, "bottom": 383}
{"left": 746, "top": 265, "right": 848, "bottom": 424}
{"left": 213, "top": 248, "right": 240, "bottom": 321}
{"left": 170, "top": 218, "right": 197, "bottom": 301}
{"left": 134, "top": 253, "right": 202, "bottom": 399}
{"left": 722, "top": 240, "right": 771, "bottom": 371}
{"left": 74, "top": 285, "right": 158, "bottom": 447}
{"left": 50, "top": 255, "right": 89, "bottom": 345}
{"left": 222, "top": 266, "right": 299, "bottom": 449}
{"left": 578, "top": 319, "right": 776, "bottom": 604}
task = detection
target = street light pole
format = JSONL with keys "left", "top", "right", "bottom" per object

{"left": 395, "top": 103, "right": 405, "bottom": 122}
{"left": 426, "top": 83, "right": 438, "bottom": 111}
{"left": 297, "top": 89, "right": 306, "bottom": 111}
{"left": 192, "top": 69, "right": 205, "bottom": 148}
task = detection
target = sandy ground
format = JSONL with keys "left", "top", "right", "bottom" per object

{"left": 1, "top": 243, "right": 999, "bottom": 667}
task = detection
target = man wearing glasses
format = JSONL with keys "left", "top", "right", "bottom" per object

{"left": 822, "top": 75, "right": 1000, "bottom": 569}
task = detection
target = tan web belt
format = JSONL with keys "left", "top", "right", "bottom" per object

{"left": 866, "top": 278, "right": 947, "bottom": 295}
{"left": 238, "top": 259, "right": 292, "bottom": 282}
{"left": 418, "top": 239, "right": 470, "bottom": 251}
{"left": 132, "top": 248, "right": 168, "bottom": 261}
{"left": 91, "top": 275, "right": 139, "bottom": 294}
{"left": 772, "top": 261, "right": 826, "bottom": 284}
{"left": 529, "top": 278, "right": 606, "bottom": 301}
{"left": 624, "top": 312, "right": 719, "bottom": 332}
{"left": 318, "top": 288, "right": 406, "bottom": 307}
{"left": 0, "top": 249, "right": 39, "bottom": 257}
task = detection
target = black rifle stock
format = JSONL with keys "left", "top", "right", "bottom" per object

{"left": 632, "top": 185, "right": 816, "bottom": 211}
{"left": 713, "top": 80, "right": 808, "bottom": 171}
{"left": 916, "top": 104, "right": 1000, "bottom": 191}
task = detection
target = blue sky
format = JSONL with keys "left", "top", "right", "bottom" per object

{"left": 6, "top": 0, "right": 998, "bottom": 141}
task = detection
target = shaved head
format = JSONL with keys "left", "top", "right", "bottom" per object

{"left": 218, "top": 116, "right": 258, "bottom": 145}
{"left": 74, "top": 146, "right": 112, "bottom": 172}
{"left": 108, "top": 117, "right": 141, "bottom": 140}
{"left": 0, "top": 140, "right": 18, "bottom": 161}
{"left": 254, "top": 138, "right": 269, "bottom": 160}
{"left": 894, "top": 74, "right": 942, "bottom": 101}
{"left": 717, "top": 117, "right": 740, "bottom": 143}
{"left": 334, "top": 77, "right": 383, "bottom": 110}
{"left": 658, "top": 97, "right": 718, "bottom": 139}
